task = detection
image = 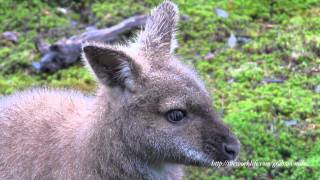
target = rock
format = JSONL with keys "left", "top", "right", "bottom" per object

{"left": 263, "top": 78, "right": 285, "bottom": 84}
{"left": 215, "top": 8, "right": 229, "bottom": 18}
{"left": 71, "top": 20, "right": 78, "bottom": 27}
{"left": 315, "top": 85, "right": 320, "bottom": 93}
{"left": 285, "top": 120, "right": 297, "bottom": 127}
{"left": 228, "top": 33, "right": 237, "bottom": 48}
{"left": 237, "top": 36, "right": 251, "bottom": 45}
{"left": 204, "top": 52, "right": 215, "bottom": 60}
{"left": 227, "top": 78, "right": 235, "bottom": 83}
{"left": 265, "top": 24, "right": 275, "bottom": 29}
{"left": 181, "top": 14, "right": 190, "bottom": 22}
{"left": 2, "top": 31, "right": 19, "bottom": 43}
{"left": 57, "top": 7, "right": 68, "bottom": 15}
{"left": 269, "top": 122, "right": 275, "bottom": 133}
{"left": 32, "top": 62, "right": 41, "bottom": 72}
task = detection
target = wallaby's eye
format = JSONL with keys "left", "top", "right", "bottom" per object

{"left": 166, "top": 110, "right": 187, "bottom": 123}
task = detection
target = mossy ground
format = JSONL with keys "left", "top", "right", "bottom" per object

{"left": 0, "top": 0, "right": 319, "bottom": 179}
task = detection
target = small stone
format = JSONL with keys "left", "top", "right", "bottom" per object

{"left": 181, "top": 14, "right": 190, "bottom": 22}
{"left": 315, "top": 85, "right": 320, "bottom": 93}
{"left": 3, "top": 31, "right": 19, "bottom": 43}
{"left": 285, "top": 120, "right": 297, "bottom": 127}
{"left": 57, "top": 7, "right": 68, "bottom": 15}
{"left": 265, "top": 24, "right": 274, "bottom": 29}
{"left": 263, "top": 78, "right": 285, "bottom": 84}
{"left": 237, "top": 36, "right": 251, "bottom": 45}
{"left": 227, "top": 78, "right": 235, "bottom": 83}
{"left": 32, "top": 62, "right": 41, "bottom": 72}
{"left": 71, "top": 20, "right": 78, "bottom": 27}
{"left": 228, "top": 33, "right": 237, "bottom": 48}
{"left": 204, "top": 52, "right": 215, "bottom": 60}
{"left": 215, "top": 8, "right": 229, "bottom": 18}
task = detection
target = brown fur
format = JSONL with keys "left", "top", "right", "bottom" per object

{"left": 0, "top": 1, "right": 240, "bottom": 180}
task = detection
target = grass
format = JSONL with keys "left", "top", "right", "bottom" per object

{"left": 0, "top": 0, "right": 319, "bottom": 179}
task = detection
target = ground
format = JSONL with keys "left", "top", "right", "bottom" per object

{"left": 0, "top": 0, "right": 319, "bottom": 179}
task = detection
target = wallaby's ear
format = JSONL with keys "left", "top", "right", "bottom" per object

{"left": 138, "top": 0, "right": 179, "bottom": 55}
{"left": 82, "top": 42, "right": 139, "bottom": 91}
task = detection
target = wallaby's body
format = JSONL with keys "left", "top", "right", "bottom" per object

{"left": 0, "top": 88, "right": 183, "bottom": 179}
{"left": 0, "top": 1, "right": 240, "bottom": 180}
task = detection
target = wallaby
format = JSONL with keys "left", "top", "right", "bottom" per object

{"left": 0, "top": 1, "right": 240, "bottom": 180}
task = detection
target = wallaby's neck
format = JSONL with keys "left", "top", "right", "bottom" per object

{"left": 78, "top": 87, "right": 183, "bottom": 180}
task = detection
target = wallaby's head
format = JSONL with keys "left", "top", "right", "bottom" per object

{"left": 82, "top": 1, "right": 240, "bottom": 166}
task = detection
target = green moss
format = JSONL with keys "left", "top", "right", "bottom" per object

{"left": 0, "top": 0, "right": 319, "bottom": 179}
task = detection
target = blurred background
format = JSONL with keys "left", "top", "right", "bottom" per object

{"left": 0, "top": 0, "right": 319, "bottom": 179}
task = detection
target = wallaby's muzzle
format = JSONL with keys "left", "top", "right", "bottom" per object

{"left": 200, "top": 115, "right": 240, "bottom": 164}
{"left": 222, "top": 136, "right": 241, "bottom": 161}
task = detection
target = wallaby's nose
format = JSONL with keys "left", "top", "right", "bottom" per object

{"left": 222, "top": 140, "right": 240, "bottom": 160}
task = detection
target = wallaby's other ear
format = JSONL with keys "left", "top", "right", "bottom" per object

{"left": 138, "top": 0, "right": 179, "bottom": 55}
{"left": 82, "top": 42, "right": 139, "bottom": 91}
